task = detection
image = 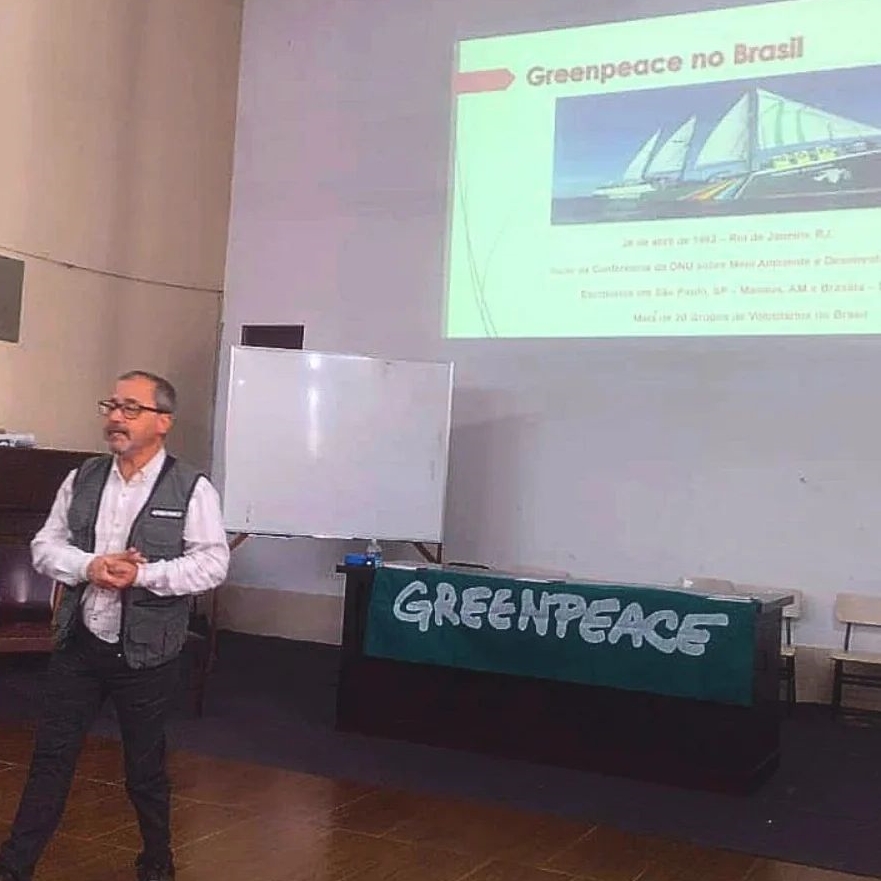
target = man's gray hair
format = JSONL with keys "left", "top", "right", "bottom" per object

{"left": 118, "top": 370, "right": 177, "bottom": 414}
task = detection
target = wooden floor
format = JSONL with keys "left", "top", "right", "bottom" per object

{"left": 0, "top": 722, "right": 874, "bottom": 881}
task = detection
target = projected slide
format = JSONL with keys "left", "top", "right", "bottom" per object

{"left": 445, "top": 0, "right": 881, "bottom": 338}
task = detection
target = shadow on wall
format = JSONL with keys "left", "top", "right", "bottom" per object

{"left": 443, "top": 387, "right": 533, "bottom": 567}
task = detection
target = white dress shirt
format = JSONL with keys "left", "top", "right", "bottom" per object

{"left": 31, "top": 448, "right": 230, "bottom": 643}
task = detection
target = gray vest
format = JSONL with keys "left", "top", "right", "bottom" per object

{"left": 54, "top": 453, "right": 204, "bottom": 669}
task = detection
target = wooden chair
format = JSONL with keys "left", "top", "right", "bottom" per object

{"left": 0, "top": 545, "right": 58, "bottom": 654}
{"left": 737, "top": 584, "right": 803, "bottom": 709}
{"left": 779, "top": 590, "right": 803, "bottom": 708}
{"left": 831, "top": 592, "right": 881, "bottom": 719}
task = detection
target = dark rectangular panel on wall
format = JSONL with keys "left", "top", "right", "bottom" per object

{"left": 240, "top": 324, "right": 304, "bottom": 349}
{"left": 0, "top": 255, "right": 25, "bottom": 344}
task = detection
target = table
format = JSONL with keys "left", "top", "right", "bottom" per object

{"left": 336, "top": 564, "right": 792, "bottom": 793}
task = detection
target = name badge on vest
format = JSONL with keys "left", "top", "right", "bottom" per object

{"left": 150, "top": 508, "right": 185, "bottom": 520}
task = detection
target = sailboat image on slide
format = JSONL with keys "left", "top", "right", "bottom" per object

{"left": 592, "top": 116, "right": 696, "bottom": 199}
{"left": 589, "top": 87, "right": 881, "bottom": 203}
{"left": 690, "top": 87, "right": 881, "bottom": 199}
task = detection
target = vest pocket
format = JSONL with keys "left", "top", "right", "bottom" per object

{"left": 137, "top": 518, "right": 186, "bottom": 561}
{"left": 126, "top": 600, "right": 189, "bottom": 666}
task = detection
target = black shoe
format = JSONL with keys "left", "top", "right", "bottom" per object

{"left": 135, "top": 855, "right": 175, "bottom": 881}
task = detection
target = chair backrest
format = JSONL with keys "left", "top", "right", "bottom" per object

{"left": 782, "top": 589, "right": 803, "bottom": 620}
{"left": 0, "top": 545, "right": 55, "bottom": 622}
{"left": 834, "top": 592, "right": 881, "bottom": 627}
{"left": 678, "top": 575, "right": 735, "bottom": 593}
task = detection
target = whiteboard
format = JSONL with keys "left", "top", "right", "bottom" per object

{"left": 221, "top": 345, "right": 453, "bottom": 542}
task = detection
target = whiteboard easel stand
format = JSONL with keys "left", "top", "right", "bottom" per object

{"left": 411, "top": 541, "right": 442, "bottom": 564}
{"left": 207, "top": 531, "right": 252, "bottom": 667}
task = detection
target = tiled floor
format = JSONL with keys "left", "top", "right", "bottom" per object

{"left": 0, "top": 723, "right": 875, "bottom": 881}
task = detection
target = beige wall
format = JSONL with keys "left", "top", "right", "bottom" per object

{"left": 216, "top": 584, "right": 345, "bottom": 646}
{"left": 0, "top": 0, "right": 242, "bottom": 468}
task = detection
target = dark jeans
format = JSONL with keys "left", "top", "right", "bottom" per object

{"left": 0, "top": 623, "right": 180, "bottom": 881}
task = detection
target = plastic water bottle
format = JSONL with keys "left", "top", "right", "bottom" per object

{"left": 365, "top": 538, "right": 383, "bottom": 567}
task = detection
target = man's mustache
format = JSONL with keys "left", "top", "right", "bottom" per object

{"left": 104, "top": 426, "right": 130, "bottom": 438}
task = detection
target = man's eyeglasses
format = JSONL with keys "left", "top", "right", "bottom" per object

{"left": 98, "top": 400, "right": 170, "bottom": 420}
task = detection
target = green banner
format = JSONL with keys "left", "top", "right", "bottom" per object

{"left": 364, "top": 567, "right": 758, "bottom": 705}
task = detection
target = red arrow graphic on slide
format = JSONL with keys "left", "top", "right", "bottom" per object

{"left": 454, "top": 68, "right": 515, "bottom": 94}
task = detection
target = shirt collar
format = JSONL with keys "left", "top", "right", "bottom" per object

{"left": 112, "top": 447, "right": 167, "bottom": 484}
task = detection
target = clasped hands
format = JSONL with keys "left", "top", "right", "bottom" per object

{"left": 86, "top": 547, "right": 147, "bottom": 591}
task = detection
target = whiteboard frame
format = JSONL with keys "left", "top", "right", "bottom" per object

{"left": 220, "top": 345, "right": 454, "bottom": 543}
